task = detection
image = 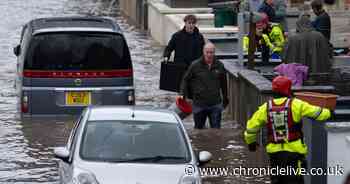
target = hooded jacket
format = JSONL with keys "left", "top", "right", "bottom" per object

{"left": 163, "top": 27, "right": 205, "bottom": 66}
{"left": 283, "top": 15, "right": 331, "bottom": 73}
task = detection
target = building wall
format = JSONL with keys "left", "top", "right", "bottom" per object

{"left": 147, "top": 0, "right": 239, "bottom": 45}
{"left": 119, "top": 0, "right": 148, "bottom": 29}
{"left": 119, "top": 0, "right": 137, "bottom": 23}
{"left": 147, "top": 1, "right": 213, "bottom": 45}
{"left": 148, "top": 2, "right": 166, "bottom": 44}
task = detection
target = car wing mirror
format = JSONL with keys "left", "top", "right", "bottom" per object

{"left": 54, "top": 147, "right": 71, "bottom": 163}
{"left": 198, "top": 151, "right": 212, "bottom": 166}
{"left": 13, "top": 45, "right": 21, "bottom": 56}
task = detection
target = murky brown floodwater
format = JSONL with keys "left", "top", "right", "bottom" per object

{"left": 0, "top": 0, "right": 268, "bottom": 183}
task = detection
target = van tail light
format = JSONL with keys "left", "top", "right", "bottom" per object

{"left": 21, "top": 95, "right": 29, "bottom": 113}
{"left": 23, "top": 69, "right": 133, "bottom": 78}
{"left": 128, "top": 91, "right": 134, "bottom": 105}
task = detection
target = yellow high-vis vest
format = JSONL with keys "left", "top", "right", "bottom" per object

{"left": 243, "top": 24, "right": 285, "bottom": 54}
{"left": 244, "top": 97, "right": 331, "bottom": 155}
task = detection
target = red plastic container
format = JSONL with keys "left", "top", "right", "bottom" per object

{"left": 176, "top": 97, "right": 192, "bottom": 114}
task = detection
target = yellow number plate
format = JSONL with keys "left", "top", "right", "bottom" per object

{"left": 65, "top": 92, "right": 91, "bottom": 106}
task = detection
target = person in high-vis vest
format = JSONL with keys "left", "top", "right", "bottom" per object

{"left": 244, "top": 76, "right": 331, "bottom": 184}
{"left": 243, "top": 14, "right": 285, "bottom": 61}
{"left": 267, "top": 23, "right": 285, "bottom": 58}
{"left": 243, "top": 13, "right": 270, "bottom": 63}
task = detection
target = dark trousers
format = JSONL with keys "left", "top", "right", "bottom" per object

{"left": 193, "top": 104, "right": 223, "bottom": 129}
{"left": 269, "top": 151, "right": 306, "bottom": 184}
{"left": 261, "top": 44, "right": 270, "bottom": 63}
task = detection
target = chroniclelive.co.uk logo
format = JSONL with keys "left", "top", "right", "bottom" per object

{"left": 184, "top": 164, "right": 195, "bottom": 176}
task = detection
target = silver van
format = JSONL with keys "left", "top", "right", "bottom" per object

{"left": 14, "top": 17, "right": 134, "bottom": 116}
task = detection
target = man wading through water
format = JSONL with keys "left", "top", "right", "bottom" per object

{"left": 179, "top": 43, "right": 228, "bottom": 129}
{"left": 163, "top": 14, "right": 205, "bottom": 67}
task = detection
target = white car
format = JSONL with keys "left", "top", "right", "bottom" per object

{"left": 54, "top": 106, "right": 212, "bottom": 184}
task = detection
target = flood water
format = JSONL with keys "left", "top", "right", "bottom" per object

{"left": 0, "top": 0, "right": 268, "bottom": 183}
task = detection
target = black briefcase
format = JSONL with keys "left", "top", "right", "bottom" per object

{"left": 159, "top": 60, "right": 188, "bottom": 92}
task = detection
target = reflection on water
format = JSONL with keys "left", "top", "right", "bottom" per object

{"left": 6, "top": 118, "right": 74, "bottom": 182}
{"left": 185, "top": 117, "right": 270, "bottom": 184}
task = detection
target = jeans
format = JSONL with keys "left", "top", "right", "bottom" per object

{"left": 261, "top": 44, "right": 270, "bottom": 64}
{"left": 192, "top": 104, "right": 223, "bottom": 129}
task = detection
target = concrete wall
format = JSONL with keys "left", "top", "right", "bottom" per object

{"left": 119, "top": 0, "right": 148, "bottom": 29}
{"left": 148, "top": 1, "right": 167, "bottom": 44}
{"left": 148, "top": 0, "right": 239, "bottom": 45}
{"left": 163, "top": 15, "right": 182, "bottom": 46}
{"left": 148, "top": 0, "right": 213, "bottom": 45}
{"left": 222, "top": 61, "right": 274, "bottom": 127}
{"left": 119, "top": 0, "right": 137, "bottom": 24}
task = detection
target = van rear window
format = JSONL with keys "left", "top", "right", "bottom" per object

{"left": 25, "top": 33, "right": 132, "bottom": 70}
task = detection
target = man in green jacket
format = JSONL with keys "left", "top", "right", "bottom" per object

{"left": 179, "top": 43, "right": 228, "bottom": 129}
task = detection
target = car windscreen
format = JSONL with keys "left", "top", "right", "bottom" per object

{"left": 25, "top": 32, "right": 132, "bottom": 70}
{"left": 80, "top": 121, "right": 191, "bottom": 163}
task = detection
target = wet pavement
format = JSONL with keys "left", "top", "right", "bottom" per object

{"left": 0, "top": 0, "right": 266, "bottom": 183}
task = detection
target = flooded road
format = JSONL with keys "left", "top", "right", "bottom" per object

{"left": 0, "top": 0, "right": 267, "bottom": 183}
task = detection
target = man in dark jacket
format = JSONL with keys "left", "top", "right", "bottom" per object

{"left": 179, "top": 43, "right": 228, "bottom": 129}
{"left": 258, "top": 0, "right": 277, "bottom": 22}
{"left": 163, "top": 14, "right": 205, "bottom": 66}
{"left": 311, "top": 0, "right": 331, "bottom": 41}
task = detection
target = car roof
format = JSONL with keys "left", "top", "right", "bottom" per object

{"left": 29, "top": 16, "right": 121, "bottom": 34}
{"left": 87, "top": 106, "right": 180, "bottom": 123}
